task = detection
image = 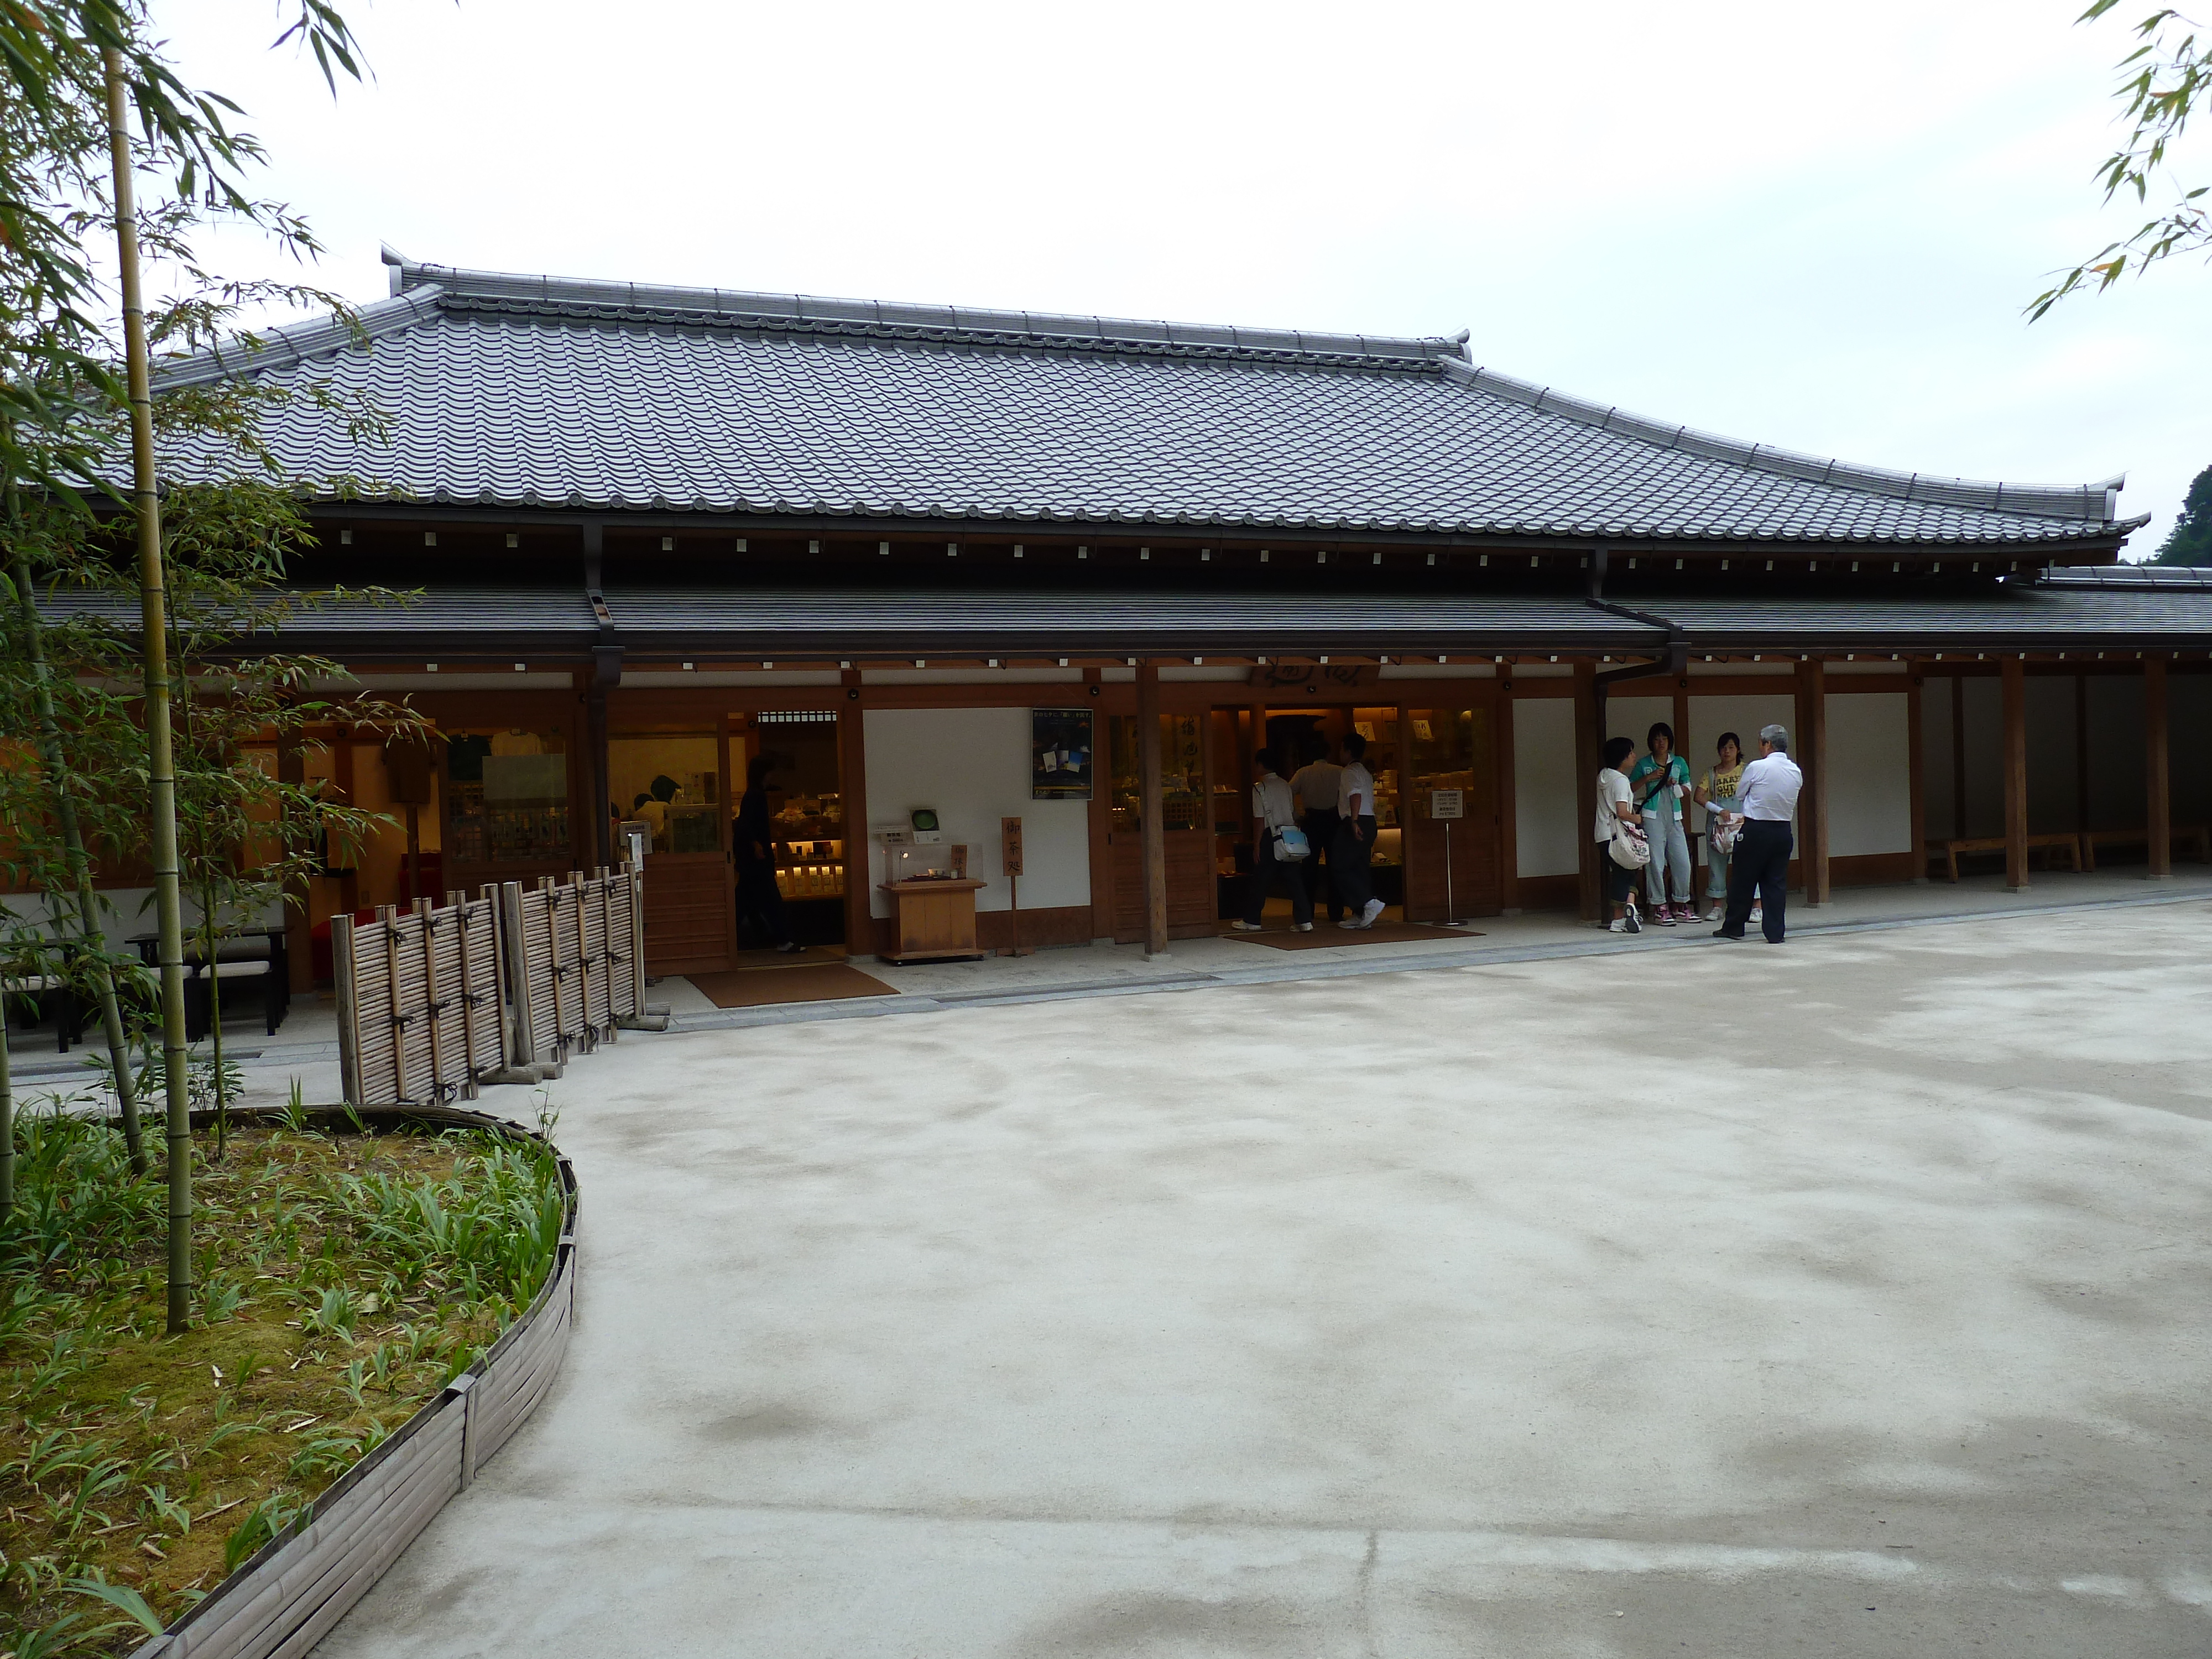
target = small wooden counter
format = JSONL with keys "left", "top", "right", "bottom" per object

{"left": 877, "top": 878, "right": 988, "bottom": 962}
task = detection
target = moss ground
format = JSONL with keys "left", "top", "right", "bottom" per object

{"left": 1, "top": 1113, "right": 562, "bottom": 1657}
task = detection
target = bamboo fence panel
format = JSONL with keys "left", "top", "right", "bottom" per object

{"left": 334, "top": 896, "right": 509, "bottom": 1108}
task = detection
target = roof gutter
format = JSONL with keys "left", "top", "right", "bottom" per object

{"left": 1585, "top": 546, "right": 1688, "bottom": 685}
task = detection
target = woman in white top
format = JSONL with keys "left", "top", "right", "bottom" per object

{"left": 1231, "top": 748, "right": 1315, "bottom": 932}
{"left": 1595, "top": 734, "right": 1645, "bottom": 934}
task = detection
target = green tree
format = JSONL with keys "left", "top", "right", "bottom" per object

{"left": 2031, "top": 3, "right": 2209, "bottom": 319}
{"left": 2153, "top": 463, "right": 2212, "bottom": 563}
{"left": 0, "top": 1, "right": 374, "bottom": 1333}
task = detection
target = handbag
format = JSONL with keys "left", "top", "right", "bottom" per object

{"left": 1608, "top": 818, "right": 1651, "bottom": 869}
{"left": 1271, "top": 823, "right": 1311, "bottom": 862}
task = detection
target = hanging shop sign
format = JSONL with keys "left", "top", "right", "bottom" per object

{"left": 1248, "top": 662, "right": 1380, "bottom": 691}
{"left": 1031, "top": 708, "right": 1094, "bottom": 800}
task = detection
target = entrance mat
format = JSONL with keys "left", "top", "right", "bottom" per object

{"left": 688, "top": 963, "right": 899, "bottom": 1008}
{"left": 1223, "top": 920, "right": 1486, "bottom": 951}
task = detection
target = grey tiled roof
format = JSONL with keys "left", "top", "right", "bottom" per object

{"left": 1650, "top": 587, "right": 2212, "bottom": 648}
{"left": 149, "top": 258, "right": 2138, "bottom": 547}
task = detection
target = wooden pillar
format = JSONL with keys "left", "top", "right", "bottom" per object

{"left": 1796, "top": 659, "right": 1829, "bottom": 906}
{"left": 1137, "top": 661, "right": 1168, "bottom": 956}
{"left": 839, "top": 670, "right": 874, "bottom": 952}
{"left": 1574, "top": 661, "right": 1600, "bottom": 922}
{"left": 2146, "top": 656, "right": 2171, "bottom": 879}
{"left": 1906, "top": 671, "right": 1927, "bottom": 882}
{"left": 277, "top": 734, "right": 314, "bottom": 992}
{"left": 2074, "top": 673, "right": 2092, "bottom": 838}
{"left": 1496, "top": 678, "right": 1520, "bottom": 912}
{"left": 1950, "top": 674, "right": 1968, "bottom": 839}
{"left": 2002, "top": 655, "right": 2028, "bottom": 890}
{"left": 1085, "top": 670, "right": 1113, "bottom": 942}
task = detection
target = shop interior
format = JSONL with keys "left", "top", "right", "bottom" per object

{"left": 734, "top": 711, "right": 847, "bottom": 950}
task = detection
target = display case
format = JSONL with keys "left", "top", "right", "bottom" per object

{"left": 769, "top": 792, "right": 846, "bottom": 899}
{"left": 1108, "top": 714, "right": 1205, "bottom": 832}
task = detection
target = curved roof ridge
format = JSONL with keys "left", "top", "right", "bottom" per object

{"left": 390, "top": 256, "right": 1465, "bottom": 369}
{"left": 1442, "top": 358, "right": 2122, "bottom": 524}
{"left": 152, "top": 285, "right": 444, "bottom": 392}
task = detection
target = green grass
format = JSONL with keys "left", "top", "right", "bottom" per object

{"left": 0, "top": 1100, "right": 565, "bottom": 1657}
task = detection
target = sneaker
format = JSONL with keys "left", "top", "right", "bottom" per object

{"left": 1338, "top": 916, "right": 1364, "bottom": 928}
{"left": 1749, "top": 902, "right": 1764, "bottom": 926}
{"left": 775, "top": 941, "right": 805, "bottom": 954}
{"left": 1230, "top": 920, "right": 1265, "bottom": 932}
{"left": 1623, "top": 907, "right": 1642, "bottom": 933}
{"left": 1609, "top": 916, "right": 1636, "bottom": 933}
{"left": 1704, "top": 904, "right": 1724, "bottom": 923}
{"left": 1674, "top": 904, "right": 1698, "bottom": 924}
{"left": 1655, "top": 906, "right": 1676, "bottom": 926}
{"left": 1295, "top": 922, "right": 1314, "bottom": 932}
{"left": 1361, "top": 899, "right": 1386, "bottom": 927}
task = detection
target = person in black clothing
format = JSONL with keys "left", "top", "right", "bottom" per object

{"left": 734, "top": 754, "right": 802, "bottom": 953}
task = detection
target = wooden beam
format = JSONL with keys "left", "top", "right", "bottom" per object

{"left": 1086, "top": 671, "right": 1113, "bottom": 942}
{"left": 1138, "top": 660, "right": 1169, "bottom": 956}
{"left": 2146, "top": 656, "right": 2172, "bottom": 879}
{"left": 1574, "top": 661, "right": 1599, "bottom": 922}
{"left": 1496, "top": 681, "right": 1520, "bottom": 912}
{"left": 1796, "top": 659, "right": 1829, "bottom": 905}
{"left": 838, "top": 670, "right": 873, "bottom": 952}
{"left": 2002, "top": 655, "right": 2028, "bottom": 890}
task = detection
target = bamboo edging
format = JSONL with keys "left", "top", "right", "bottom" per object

{"left": 126, "top": 1103, "right": 579, "bottom": 1659}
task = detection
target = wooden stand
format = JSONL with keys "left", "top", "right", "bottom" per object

{"left": 877, "top": 878, "right": 988, "bottom": 962}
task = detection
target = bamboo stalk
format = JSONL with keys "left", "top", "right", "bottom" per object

{"left": 105, "top": 46, "right": 194, "bottom": 1333}
{"left": 1, "top": 989, "right": 14, "bottom": 1217}
{"left": 6, "top": 523, "right": 147, "bottom": 1173}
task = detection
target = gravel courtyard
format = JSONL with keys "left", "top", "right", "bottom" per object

{"left": 316, "top": 902, "right": 2212, "bottom": 1658}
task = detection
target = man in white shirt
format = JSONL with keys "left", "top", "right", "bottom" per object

{"left": 1288, "top": 742, "right": 1345, "bottom": 923}
{"left": 1230, "top": 748, "right": 1314, "bottom": 932}
{"left": 1333, "top": 733, "right": 1387, "bottom": 930}
{"left": 1713, "top": 723, "right": 1803, "bottom": 944}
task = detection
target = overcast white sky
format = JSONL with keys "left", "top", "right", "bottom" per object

{"left": 162, "top": 0, "right": 2208, "bottom": 553}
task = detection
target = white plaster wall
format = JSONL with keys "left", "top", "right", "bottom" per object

{"left": 1, "top": 888, "right": 280, "bottom": 952}
{"left": 1825, "top": 693, "right": 1912, "bottom": 857}
{"left": 1604, "top": 696, "right": 1672, "bottom": 752}
{"left": 1512, "top": 697, "right": 1579, "bottom": 878}
{"left": 1686, "top": 693, "right": 1798, "bottom": 830}
{"left": 860, "top": 708, "right": 1091, "bottom": 917}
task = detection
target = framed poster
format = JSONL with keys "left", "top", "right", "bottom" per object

{"left": 1031, "top": 708, "right": 1093, "bottom": 800}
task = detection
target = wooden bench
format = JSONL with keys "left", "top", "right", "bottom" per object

{"left": 1, "top": 974, "right": 87, "bottom": 1053}
{"left": 2079, "top": 824, "right": 2212, "bottom": 871}
{"left": 1924, "top": 833, "right": 2084, "bottom": 883}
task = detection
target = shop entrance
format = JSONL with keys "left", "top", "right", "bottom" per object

{"left": 609, "top": 729, "right": 733, "bottom": 974}
{"left": 1253, "top": 706, "right": 1405, "bottom": 920}
{"left": 731, "top": 710, "right": 849, "bottom": 953}
{"left": 1105, "top": 712, "right": 1216, "bottom": 942}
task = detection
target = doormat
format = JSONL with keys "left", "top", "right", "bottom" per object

{"left": 688, "top": 963, "right": 899, "bottom": 1008}
{"left": 1223, "top": 920, "right": 1485, "bottom": 951}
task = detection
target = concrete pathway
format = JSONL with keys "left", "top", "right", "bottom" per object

{"left": 311, "top": 898, "right": 2212, "bottom": 1657}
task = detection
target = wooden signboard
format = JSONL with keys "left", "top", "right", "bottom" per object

{"left": 1001, "top": 816, "right": 1025, "bottom": 877}
{"left": 1248, "top": 662, "right": 1380, "bottom": 691}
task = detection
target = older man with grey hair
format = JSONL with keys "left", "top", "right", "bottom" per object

{"left": 1712, "top": 723, "right": 1802, "bottom": 943}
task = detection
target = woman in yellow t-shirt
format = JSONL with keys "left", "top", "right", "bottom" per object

{"left": 1694, "top": 733, "right": 1747, "bottom": 925}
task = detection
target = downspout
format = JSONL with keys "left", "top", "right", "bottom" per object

{"left": 1582, "top": 547, "right": 1692, "bottom": 731}
{"left": 583, "top": 523, "right": 620, "bottom": 870}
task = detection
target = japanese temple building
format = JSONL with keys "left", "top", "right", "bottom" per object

{"left": 136, "top": 251, "right": 2212, "bottom": 975}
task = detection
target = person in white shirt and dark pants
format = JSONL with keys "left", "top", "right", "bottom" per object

{"left": 1232, "top": 748, "right": 1315, "bottom": 932}
{"left": 1713, "top": 723, "right": 1803, "bottom": 944}
{"left": 1333, "top": 732, "right": 1387, "bottom": 930}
